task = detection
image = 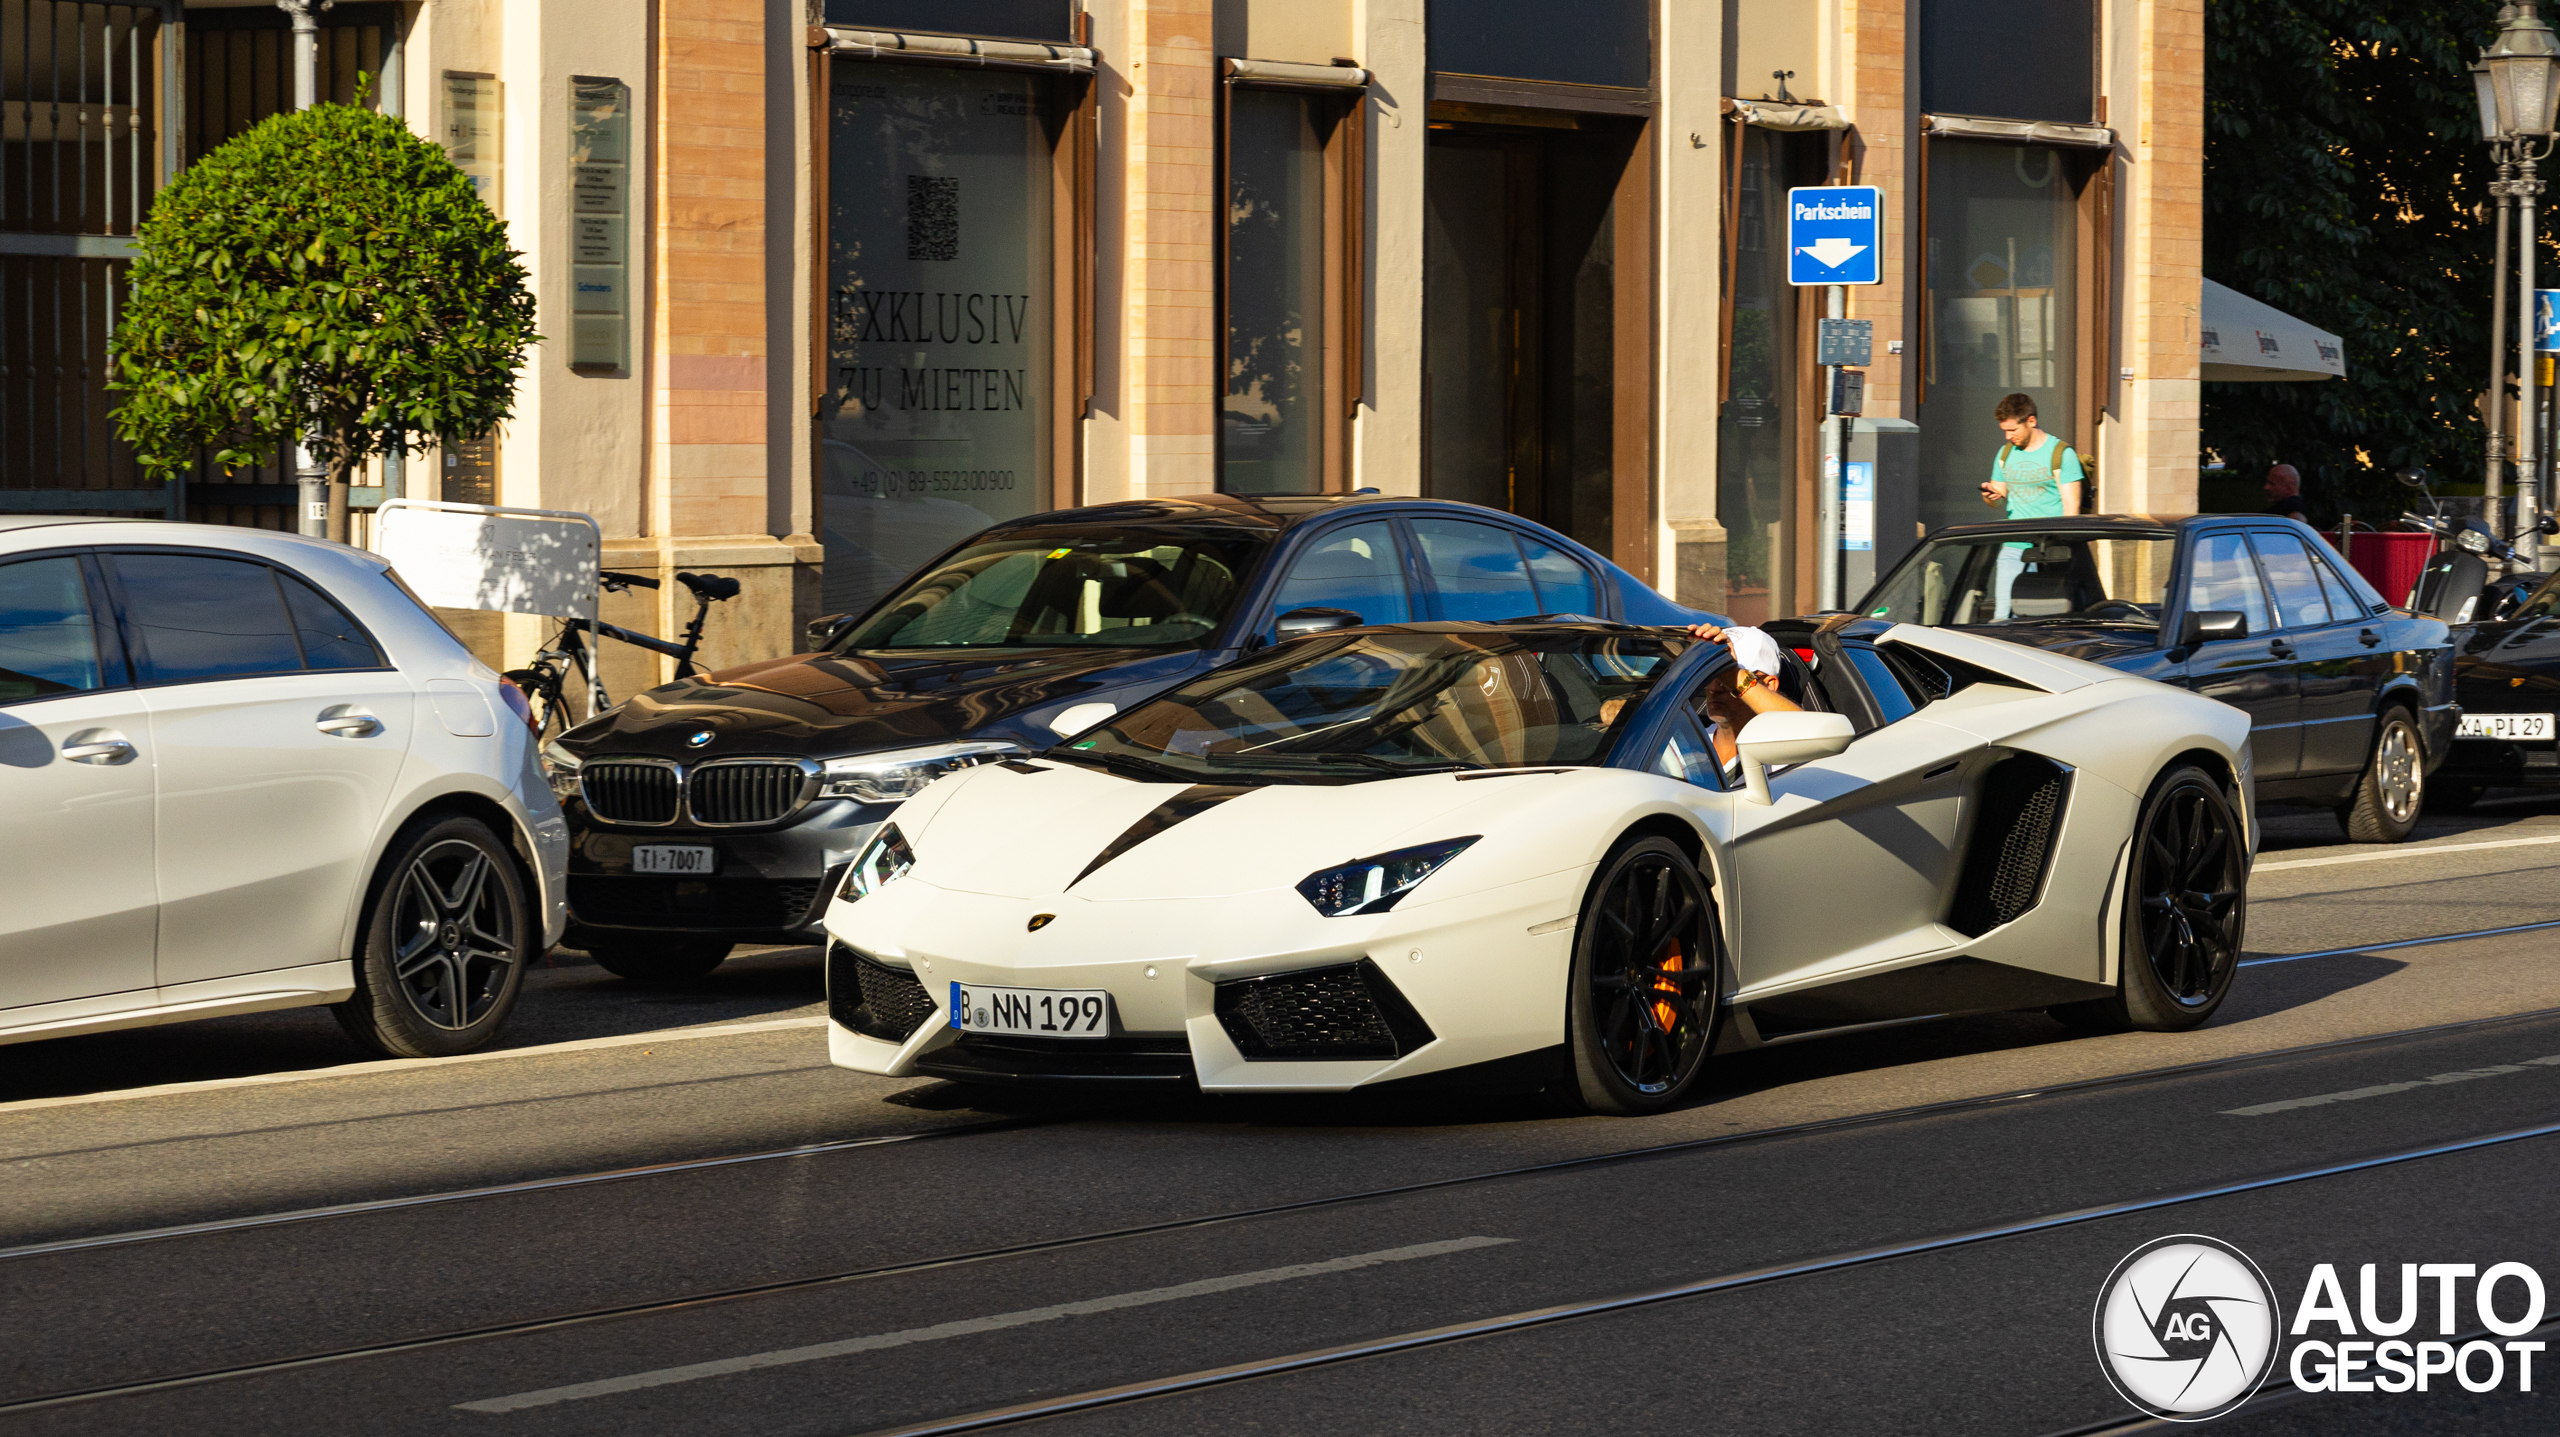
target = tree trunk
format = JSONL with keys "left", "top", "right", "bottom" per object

{"left": 327, "top": 451, "right": 356, "bottom": 544}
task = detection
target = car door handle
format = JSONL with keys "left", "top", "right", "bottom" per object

{"left": 316, "top": 707, "right": 383, "bottom": 738}
{"left": 2360, "top": 628, "right": 2382, "bottom": 647}
{"left": 2268, "top": 640, "right": 2295, "bottom": 659}
{"left": 61, "top": 729, "right": 136, "bottom": 765}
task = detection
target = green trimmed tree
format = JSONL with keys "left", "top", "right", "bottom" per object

{"left": 109, "top": 97, "right": 536, "bottom": 519}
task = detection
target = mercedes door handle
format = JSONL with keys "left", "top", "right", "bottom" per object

{"left": 61, "top": 730, "right": 136, "bottom": 765}
{"left": 316, "top": 707, "right": 383, "bottom": 738}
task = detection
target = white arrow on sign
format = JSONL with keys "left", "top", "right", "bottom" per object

{"left": 1798, "top": 237, "right": 1868, "bottom": 270}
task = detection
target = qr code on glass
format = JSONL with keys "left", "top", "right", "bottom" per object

{"left": 907, "top": 175, "right": 958, "bottom": 262}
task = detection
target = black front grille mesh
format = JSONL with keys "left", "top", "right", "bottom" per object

{"left": 829, "top": 943, "right": 940, "bottom": 1042}
{"left": 1947, "top": 755, "right": 2072, "bottom": 937}
{"left": 1215, "top": 960, "right": 1435, "bottom": 1060}
{"left": 692, "top": 762, "right": 807, "bottom": 825}
{"left": 583, "top": 762, "right": 678, "bottom": 824}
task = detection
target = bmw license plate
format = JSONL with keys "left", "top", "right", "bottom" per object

{"left": 950, "top": 983, "right": 1110, "bottom": 1038}
{"left": 2457, "top": 713, "right": 2554, "bottom": 742}
{"left": 633, "top": 844, "right": 716, "bottom": 875}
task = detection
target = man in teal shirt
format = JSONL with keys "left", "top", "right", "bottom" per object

{"left": 1979, "top": 392, "right": 2085, "bottom": 617}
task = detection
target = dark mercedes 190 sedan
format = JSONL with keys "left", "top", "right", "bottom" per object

{"left": 542, "top": 494, "right": 1717, "bottom": 977}
{"left": 1856, "top": 514, "right": 2454, "bottom": 843}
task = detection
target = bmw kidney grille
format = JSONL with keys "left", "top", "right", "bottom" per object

{"left": 580, "top": 758, "right": 810, "bottom": 827}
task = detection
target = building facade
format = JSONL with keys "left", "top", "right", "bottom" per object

{"left": 0, "top": 0, "right": 2202, "bottom": 680}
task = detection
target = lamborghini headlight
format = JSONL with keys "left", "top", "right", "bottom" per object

{"left": 1296, "top": 837, "right": 1480, "bottom": 917}
{"left": 819, "top": 741, "right": 1019, "bottom": 803}
{"left": 539, "top": 741, "right": 582, "bottom": 802}
{"left": 838, "top": 823, "right": 917, "bottom": 903}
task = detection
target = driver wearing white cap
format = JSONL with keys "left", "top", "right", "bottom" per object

{"left": 1686, "top": 623, "right": 1804, "bottom": 780}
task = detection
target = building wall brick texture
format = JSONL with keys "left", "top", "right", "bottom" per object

{"left": 1125, "top": 0, "right": 1219, "bottom": 497}
{"left": 654, "top": 0, "right": 769, "bottom": 540}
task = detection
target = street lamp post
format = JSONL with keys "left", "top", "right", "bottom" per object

{"left": 2480, "top": 1, "right": 2560, "bottom": 568}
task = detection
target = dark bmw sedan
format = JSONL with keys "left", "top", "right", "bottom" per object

{"left": 1856, "top": 514, "right": 2454, "bottom": 842}
{"left": 543, "top": 494, "right": 1715, "bottom": 977}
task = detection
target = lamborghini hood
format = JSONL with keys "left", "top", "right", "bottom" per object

{"left": 901, "top": 760, "right": 1506, "bottom": 902}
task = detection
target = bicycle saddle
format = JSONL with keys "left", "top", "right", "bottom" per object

{"left": 677, "top": 571, "right": 742, "bottom": 602}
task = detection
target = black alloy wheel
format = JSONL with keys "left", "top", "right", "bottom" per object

{"left": 1566, "top": 836, "right": 1721, "bottom": 1115}
{"left": 2053, "top": 765, "right": 2246, "bottom": 1034}
{"left": 337, "top": 815, "right": 532, "bottom": 1058}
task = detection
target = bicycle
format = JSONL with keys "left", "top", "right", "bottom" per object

{"left": 504, "top": 568, "right": 742, "bottom": 740}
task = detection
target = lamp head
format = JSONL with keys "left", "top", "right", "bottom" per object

{"left": 2483, "top": 2, "right": 2560, "bottom": 143}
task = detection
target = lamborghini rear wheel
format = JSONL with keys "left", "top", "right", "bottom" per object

{"left": 1566, "top": 836, "right": 1720, "bottom": 1115}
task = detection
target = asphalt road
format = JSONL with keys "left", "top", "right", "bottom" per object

{"left": 5, "top": 793, "right": 2560, "bottom": 1435}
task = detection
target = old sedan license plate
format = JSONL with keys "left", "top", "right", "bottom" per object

{"left": 632, "top": 844, "right": 716, "bottom": 875}
{"left": 2458, "top": 713, "right": 2555, "bottom": 741}
{"left": 950, "top": 983, "right": 1109, "bottom": 1038}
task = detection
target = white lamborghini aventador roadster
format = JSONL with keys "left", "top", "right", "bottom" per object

{"left": 821, "top": 617, "right": 2255, "bottom": 1113}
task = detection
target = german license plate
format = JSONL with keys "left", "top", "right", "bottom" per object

{"left": 950, "top": 983, "right": 1110, "bottom": 1038}
{"left": 633, "top": 844, "right": 716, "bottom": 875}
{"left": 2457, "top": 713, "right": 2554, "bottom": 741}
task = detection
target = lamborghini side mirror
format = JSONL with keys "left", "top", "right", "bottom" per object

{"left": 1734, "top": 710, "right": 1855, "bottom": 806}
{"left": 2178, "top": 609, "right": 2246, "bottom": 647}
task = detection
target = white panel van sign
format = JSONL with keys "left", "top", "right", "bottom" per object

{"left": 373, "top": 500, "right": 600, "bottom": 619}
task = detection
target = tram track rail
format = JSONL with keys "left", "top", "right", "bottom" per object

{"left": 9, "top": 1000, "right": 2560, "bottom": 1415}
{"left": 853, "top": 1119, "right": 2560, "bottom": 1436}
{"left": 7, "top": 916, "right": 2554, "bottom": 1270}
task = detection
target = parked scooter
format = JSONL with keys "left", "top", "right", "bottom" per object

{"left": 2394, "top": 467, "right": 2556, "bottom": 622}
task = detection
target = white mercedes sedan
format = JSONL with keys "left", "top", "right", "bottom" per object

{"left": 0, "top": 516, "right": 568, "bottom": 1058}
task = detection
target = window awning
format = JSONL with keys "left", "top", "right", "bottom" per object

{"left": 1924, "top": 113, "right": 2114, "bottom": 150}
{"left": 1224, "top": 58, "right": 1369, "bottom": 89}
{"left": 2201, "top": 279, "right": 2346, "bottom": 382}
{"left": 1721, "top": 98, "right": 1847, "bottom": 132}
{"left": 820, "top": 27, "right": 1094, "bottom": 74}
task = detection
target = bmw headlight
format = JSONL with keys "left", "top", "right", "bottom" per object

{"left": 1296, "top": 837, "right": 1480, "bottom": 917}
{"left": 819, "top": 741, "right": 1020, "bottom": 803}
{"left": 838, "top": 823, "right": 917, "bottom": 902}
{"left": 539, "top": 741, "right": 582, "bottom": 802}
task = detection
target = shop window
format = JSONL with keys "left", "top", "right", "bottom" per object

{"left": 1427, "top": 0, "right": 1648, "bottom": 91}
{"left": 1916, "top": 140, "right": 2102, "bottom": 536}
{"left": 821, "top": 62, "right": 1084, "bottom": 618}
{"left": 822, "top": 1, "right": 1073, "bottom": 42}
{"left": 1920, "top": 0, "right": 2095, "bottom": 124}
{"left": 1715, "top": 126, "right": 1825, "bottom": 623}
{"left": 1223, "top": 83, "right": 1361, "bottom": 495}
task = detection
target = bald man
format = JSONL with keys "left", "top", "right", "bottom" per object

{"left": 2265, "top": 463, "right": 2307, "bottom": 519}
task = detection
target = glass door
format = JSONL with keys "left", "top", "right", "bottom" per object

{"left": 1423, "top": 121, "right": 1638, "bottom": 561}
{"left": 1917, "top": 140, "right": 2085, "bottom": 536}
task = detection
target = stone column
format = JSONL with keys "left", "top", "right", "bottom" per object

{"left": 646, "top": 0, "right": 819, "bottom": 682}
{"left": 1123, "top": 0, "right": 1218, "bottom": 496}
{"left": 2120, "top": 0, "right": 2204, "bottom": 516}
